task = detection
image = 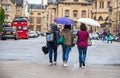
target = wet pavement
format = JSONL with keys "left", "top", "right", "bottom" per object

{"left": 0, "top": 61, "right": 120, "bottom": 78}
{"left": 0, "top": 36, "right": 120, "bottom": 78}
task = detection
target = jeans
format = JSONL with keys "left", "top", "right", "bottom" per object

{"left": 62, "top": 44, "right": 71, "bottom": 62}
{"left": 48, "top": 45, "right": 57, "bottom": 63}
{"left": 77, "top": 46, "right": 87, "bottom": 66}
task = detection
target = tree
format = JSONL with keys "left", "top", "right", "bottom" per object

{"left": 0, "top": 7, "right": 5, "bottom": 32}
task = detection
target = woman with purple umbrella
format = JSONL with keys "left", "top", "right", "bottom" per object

{"left": 60, "top": 25, "right": 74, "bottom": 66}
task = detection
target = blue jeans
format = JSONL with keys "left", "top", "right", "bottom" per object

{"left": 77, "top": 46, "right": 87, "bottom": 66}
{"left": 62, "top": 45, "right": 71, "bottom": 62}
{"left": 48, "top": 46, "right": 57, "bottom": 63}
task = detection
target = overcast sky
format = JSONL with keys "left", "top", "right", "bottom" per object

{"left": 27, "top": 0, "right": 47, "bottom": 5}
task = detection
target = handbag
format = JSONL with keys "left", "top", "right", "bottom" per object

{"left": 88, "top": 39, "right": 92, "bottom": 46}
{"left": 42, "top": 46, "right": 48, "bottom": 54}
{"left": 57, "top": 36, "right": 64, "bottom": 45}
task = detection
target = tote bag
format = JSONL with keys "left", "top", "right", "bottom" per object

{"left": 57, "top": 36, "right": 64, "bottom": 45}
{"left": 42, "top": 46, "right": 48, "bottom": 54}
{"left": 88, "top": 39, "right": 92, "bottom": 46}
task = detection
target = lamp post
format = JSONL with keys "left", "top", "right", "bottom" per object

{"left": 0, "top": 0, "right": 2, "bottom": 7}
{"left": 108, "top": 5, "right": 112, "bottom": 32}
{"left": 116, "top": 0, "right": 119, "bottom": 35}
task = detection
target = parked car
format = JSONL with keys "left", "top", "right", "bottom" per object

{"left": 1, "top": 27, "right": 18, "bottom": 40}
{"left": 36, "top": 31, "right": 40, "bottom": 37}
{"left": 28, "top": 31, "right": 38, "bottom": 38}
{"left": 89, "top": 33, "right": 99, "bottom": 40}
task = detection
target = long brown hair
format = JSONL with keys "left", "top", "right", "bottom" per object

{"left": 80, "top": 23, "right": 87, "bottom": 31}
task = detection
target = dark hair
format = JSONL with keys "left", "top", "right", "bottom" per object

{"left": 51, "top": 25, "right": 57, "bottom": 31}
{"left": 64, "top": 25, "right": 71, "bottom": 30}
{"left": 80, "top": 23, "right": 87, "bottom": 31}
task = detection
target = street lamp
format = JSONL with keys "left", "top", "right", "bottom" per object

{"left": 108, "top": 5, "right": 112, "bottom": 32}
{"left": 116, "top": 0, "right": 119, "bottom": 35}
{"left": 0, "top": 0, "right": 2, "bottom": 7}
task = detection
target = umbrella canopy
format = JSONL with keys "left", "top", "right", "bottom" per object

{"left": 78, "top": 18, "right": 100, "bottom": 26}
{"left": 54, "top": 17, "right": 75, "bottom": 25}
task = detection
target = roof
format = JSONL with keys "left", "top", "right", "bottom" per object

{"left": 28, "top": 4, "right": 45, "bottom": 9}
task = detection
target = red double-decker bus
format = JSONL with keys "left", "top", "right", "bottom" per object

{"left": 11, "top": 17, "right": 29, "bottom": 39}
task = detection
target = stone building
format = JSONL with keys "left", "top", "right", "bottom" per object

{"left": 112, "top": 0, "right": 120, "bottom": 35}
{"left": 91, "top": 0, "right": 112, "bottom": 33}
{"left": 0, "top": 0, "right": 16, "bottom": 22}
{"left": 46, "top": 0, "right": 92, "bottom": 31}
{"left": 0, "top": 0, "right": 28, "bottom": 22}
{"left": 28, "top": 4, "right": 45, "bottom": 31}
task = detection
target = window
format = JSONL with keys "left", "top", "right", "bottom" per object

{"left": 38, "top": 13, "right": 41, "bottom": 15}
{"left": 37, "top": 17, "right": 41, "bottom": 24}
{"left": 18, "top": 26, "right": 22, "bottom": 29}
{"left": 65, "top": 10, "right": 69, "bottom": 17}
{"left": 94, "top": 16, "right": 96, "bottom": 20}
{"left": 99, "top": 1, "right": 104, "bottom": 8}
{"left": 30, "top": 16, "right": 34, "bottom": 24}
{"left": 30, "top": 12, "right": 33, "bottom": 15}
{"left": 95, "top": 1, "right": 97, "bottom": 9}
{"left": 98, "top": 16, "right": 103, "bottom": 20}
{"left": 108, "top": 1, "right": 110, "bottom": 8}
{"left": 23, "top": 26, "right": 27, "bottom": 30}
{"left": 73, "top": 10, "right": 78, "bottom": 17}
{"left": 81, "top": 10, "right": 86, "bottom": 18}
{"left": 3, "top": 5, "right": 9, "bottom": 11}
{"left": 74, "top": 0, "right": 78, "bottom": 2}
{"left": 5, "top": 15, "right": 9, "bottom": 20}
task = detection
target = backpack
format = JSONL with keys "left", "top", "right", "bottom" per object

{"left": 46, "top": 31, "right": 55, "bottom": 42}
{"left": 46, "top": 31, "right": 60, "bottom": 43}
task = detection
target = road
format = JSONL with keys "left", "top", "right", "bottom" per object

{"left": 0, "top": 36, "right": 120, "bottom": 78}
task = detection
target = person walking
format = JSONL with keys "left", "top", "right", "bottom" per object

{"left": 107, "top": 31, "right": 113, "bottom": 43}
{"left": 102, "top": 29, "right": 107, "bottom": 42}
{"left": 46, "top": 25, "right": 60, "bottom": 65}
{"left": 61, "top": 25, "right": 74, "bottom": 67}
{"left": 77, "top": 23, "right": 89, "bottom": 67}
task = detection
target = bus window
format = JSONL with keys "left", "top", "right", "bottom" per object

{"left": 23, "top": 26, "right": 27, "bottom": 30}
{"left": 18, "top": 26, "right": 22, "bottom": 29}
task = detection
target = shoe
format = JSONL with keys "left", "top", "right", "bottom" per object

{"left": 82, "top": 61, "right": 85, "bottom": 66}
{"left": 54, "top": 62, "right": 57, "bottom": 65}
{"left": 49, "top": 62, "right": 53, "bottom": 66}
{"left": 79, "top": 65, "right": 82, "bottom": 67}
{"left": 63, "top": 63, "right": 68, "bottom": 67}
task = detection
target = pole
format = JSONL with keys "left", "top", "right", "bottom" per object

{"left": 0, "top": 0, "right": 2, "bottom": 7}
{"left": 116, "top": 0, "right": 119, "bottom": 35}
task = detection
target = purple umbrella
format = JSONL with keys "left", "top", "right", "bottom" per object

{"left": 54, "top": 17, "right": 75, "bottom": 25}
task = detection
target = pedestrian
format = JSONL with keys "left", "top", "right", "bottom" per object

{"left": 61, "top": 24, "right": 74, "bottom": 67}
{"left": 102, "top": 29, "right": 107, "bottom": 42}
{"left": 46, "top": 24, "right": 60, "bottom": 65}
{"left": 107, "top": 31, "right": 113, "bottom": 43}
{"left": 77, "top": 23, "right": 89, "bottom": 67}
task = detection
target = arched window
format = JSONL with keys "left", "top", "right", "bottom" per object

{"left": 94, "top": 16, "right": 96, "bottom": 20}
{"left": 98, "top": 16, "right": 103, "bottom": 20}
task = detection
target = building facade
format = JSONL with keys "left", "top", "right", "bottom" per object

{"left": 112, "top": 0, "right": 120, "bottom": 35}
{"left": 1, "top": 0, "right": 16, "bottom": 22}
{"left": 46, "top": 0, "right": 92, "bottom": 31}
{"left": 92, "top": 0, "right": 112, "bottom": 33}
{"left": 28, "top": 4, "right": 45, "bottom": 32}
{"left": 1, "top": 0, "right": 28, "bottom": 22}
